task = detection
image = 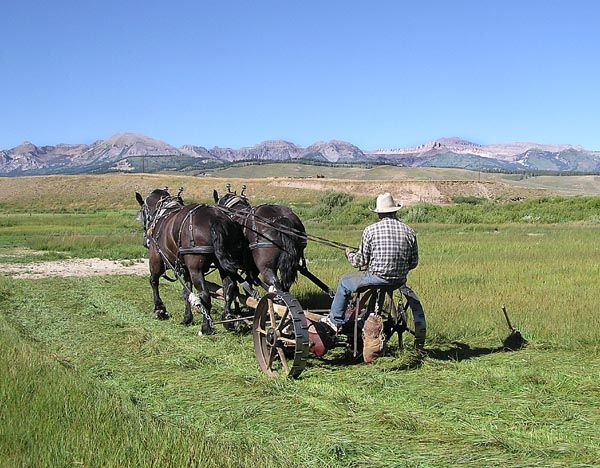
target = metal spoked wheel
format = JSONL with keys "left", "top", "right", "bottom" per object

{"left": 373, "top": 287, "right": 425, "bottom": 351}
{"left": 395, "top": 287, "right": 426, "bottom": 350}
{"left": 252, "top": 291, "right": 309, "bottom": 378}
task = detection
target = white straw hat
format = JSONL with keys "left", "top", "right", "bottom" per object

{"left": 371, "top": 192, "right": 402, "bottom": 213}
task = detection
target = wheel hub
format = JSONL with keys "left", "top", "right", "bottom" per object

{"left": 266, "top": 328, "right": 278, "bottom": 347}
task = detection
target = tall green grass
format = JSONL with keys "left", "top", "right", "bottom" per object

{"left": 0, "top": 315, "right": 286, "bottom": 467}
{"left": 401, "top": 196, "right": 600, "bottom": 224}
{"left": 2, "top": 195, "right": 597, "bottom": 263}
{"left": 297, "top": 192, "right": 600, "bottom": 226}
{"left": 2, "top": 221, "right": 600, "bottom": 465}
{"left": 1, "top": 183, "right": 600, "bottom": 466}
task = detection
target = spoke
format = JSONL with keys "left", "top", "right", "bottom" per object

{"left": 276, "top": 308, "right": 290, "bottom": 331}
{"left": 266, "top": 345, "right": 277, "bottom": 369}
{"left": 268, "top": 299, "right": 277, "bottom": 328}
{"left": 277, "top": 347, "right": 290, "bottom": 374}
{"left": 278, "top": 337, "right": 296, "bottom": 345}
{"left": 277, "top": 318, "right": 293, "bottom": 335}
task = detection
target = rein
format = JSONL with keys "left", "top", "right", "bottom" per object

{"left": 214, "top": 204, "right": 356, "bottom": 251}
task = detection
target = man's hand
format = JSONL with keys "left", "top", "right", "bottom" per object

{"left": 345, "top": 247, "right": 356, "bottom": 257}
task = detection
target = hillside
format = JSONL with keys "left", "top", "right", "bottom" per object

{"left": 205, "top": 163, "right": 600, "bottom": 196}
{"left": 0, "top": 171, "right": 587, "bottom": 213}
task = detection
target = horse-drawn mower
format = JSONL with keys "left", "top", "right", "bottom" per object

{"left": 136, "top": 185, "right": 427, "bottom": 379}
{"left": 250, "top": 286, "right": 426, "bottom": 378}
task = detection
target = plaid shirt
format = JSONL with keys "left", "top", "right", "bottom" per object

{"left": 347, "top": 217, "right": 418, "bottom": 282}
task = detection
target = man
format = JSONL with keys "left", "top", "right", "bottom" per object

{"left": 321, "top": 192, "right": 419, "bottom": 332}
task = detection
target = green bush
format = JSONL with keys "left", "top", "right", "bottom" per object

{"left": 298, "top": 190, "right": 356, "bottom": 221}
{"left": 333, "top": 200, "right": 372, "bottom": 225}
{"left": 402, "top": 204, "right": 436, "bottom": 223}
{"left": 321, "top": 190, "right": 354, "bottom": 209}
{"left": 451, "top": 196, "right": 487, "bottom": 205}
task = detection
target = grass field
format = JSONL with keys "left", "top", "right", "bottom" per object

{"left": 1, "top": 175, "right": 600, "bottom": 466}
{"left": 1, "top": 171, "right": 599, "bottom": 213}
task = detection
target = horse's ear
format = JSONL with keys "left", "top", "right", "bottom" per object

{"left": 213, "top": 190, "right": 219, "bottom": 203}
{"left": 135, "top": 192, "right": 144, "bottom": 207}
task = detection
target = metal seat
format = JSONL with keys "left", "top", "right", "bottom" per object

{"left": 355, "top": 283, "right": 404, "bottom": 317}
{"left": 350, "top": 283, "right": 425, "bottom": 355}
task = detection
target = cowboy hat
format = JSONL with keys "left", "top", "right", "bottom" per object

{"left": 371, "top": 192, "right": 402, "bottom": 213}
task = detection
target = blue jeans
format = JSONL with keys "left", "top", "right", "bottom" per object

{"left": 328, "top": 271, "right": 402, "bottom": 325}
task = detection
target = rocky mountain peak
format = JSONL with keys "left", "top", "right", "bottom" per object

{"left": 435, "top": 137, "right": 480, "bottom": 147}
{"left": 179, "top": 144, "right": 216, "bottom": 159}
{"left": 304, "top": 140, "right": 365, "bottom": 162}
{"left": 213, "top": 140, "right": 304, "bottom": 162}
{"left": 102, "top": 133, "right": 168, "bottom": 148}
{"left": 14, "top": 141, "right": 40, "bottom": 154}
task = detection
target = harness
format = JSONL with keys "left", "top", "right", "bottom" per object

{"left": 218, "top": 197, "right": 277, "bottom": 250}
{"left": 141, "top": 196, "right": 216, "bottom": 328}
{"left": 218, "top": 196, "right": 308, "bottom": 251}
{"left": 144, "top": 196, "right": 215, "bottom": 257}
{"left": 222, "top": 195, "right": 247, "bottom": 209}
{"left": 246, "top": 205, "right": 278, "bottom": 250}
{"left": 176, "top": 204, "right": 215, "bottom": 255}
{"left": 144, "top": 197, "right": 184, "bottom": 246}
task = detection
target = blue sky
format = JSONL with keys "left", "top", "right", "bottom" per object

{"left": 1, "top": 0, "right": 599, "bottom": 150}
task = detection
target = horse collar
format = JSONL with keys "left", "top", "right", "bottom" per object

{"left": 222, "top": 195, "right": 248, "bottom": 209}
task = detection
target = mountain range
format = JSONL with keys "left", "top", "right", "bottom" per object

{"left": 1, "top": 133, "right": 599, "bottom": 175}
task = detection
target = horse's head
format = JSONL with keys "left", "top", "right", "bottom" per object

{"left": 213, "top": 184, "right": 250, "bottom": 211}
{"left": 135, "top": 188, "right": 173, "bottom": 232}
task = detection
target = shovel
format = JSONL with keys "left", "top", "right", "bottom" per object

{"left": 501, "top": 305, "right": 527, "bottom": 350}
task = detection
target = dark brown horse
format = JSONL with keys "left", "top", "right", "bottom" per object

{"left": 136, "top": 188, "right": 249, "bottom": 334}
{"left": 213, "top": 186, "right": 307, "bottom": 292}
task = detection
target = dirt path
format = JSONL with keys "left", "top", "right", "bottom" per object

{"left": 1, "top": 258, "right": 149, "bottom": 279}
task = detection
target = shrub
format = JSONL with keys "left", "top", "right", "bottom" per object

{"left": 403, "top": 205, "right": 433, "bottom": 223}
{"left": 307, "top": 191, "right": 355, "bottom": 220}
{"left": 321, "top": 191, "right": 354, "bottom": 210}
{"left": 451, "top": 196, "right": 487, "bottom": 205}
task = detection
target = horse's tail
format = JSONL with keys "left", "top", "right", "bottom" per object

{"left": 276, "top": 217, "right": 304, "bottom": 291}
{"left": 211, "top": 219, "right": 241, "bottom": 275}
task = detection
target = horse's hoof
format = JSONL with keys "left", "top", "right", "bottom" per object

{"left": 154, "top": 310, "right": 170, "bottom": 320}
{"left": 222, "top": 314, "right": 236, "bottom": 332}
{"left": 180, "top": 319, "right": 194, "bottom": 326}
{"left": 234, "top": 320, "right": 251, "bottom": 334}
{"left": 201, "top": 325, "right": 216, "bottom": 336}
{"left": 223, "top": 314, "right": 251, "bottom": 334}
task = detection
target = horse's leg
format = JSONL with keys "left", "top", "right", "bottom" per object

{"left": 254, "top": 252, "right": 283, "bottom": 292}
{"left": 220, "top": 272, "right": 240, "bottom": 332}
{"left": 221, "top": 273, "right": 233, "bottom": 318}
{"left": 180, "top": 269, "right": 194, "bottom": 326}
{"left": 189, "top": 264, "right": 214, "bottom": 335}
{"left": 149, "top": 250, "right": 169, "bottom": 320}
{"left": 264, "top": 268, "right": 283, "bottom": 292}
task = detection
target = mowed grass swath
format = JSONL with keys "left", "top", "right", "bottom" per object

{"left": 1, "top": 174, "right": 599, "bottom": 466}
